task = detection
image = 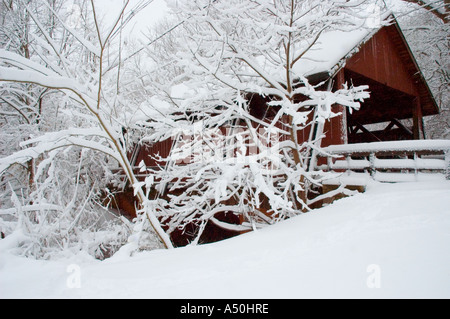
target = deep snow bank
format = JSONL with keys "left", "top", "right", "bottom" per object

{"left": 1, "top": 181, "right": 449, "bottom": 299}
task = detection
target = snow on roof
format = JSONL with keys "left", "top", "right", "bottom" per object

{"left": 255, "top": 10, "right": 393, "bottom": 86}
{"left": 291, "top": 9, "right": 394, "bottom": 81}
{"left": 292, "top": 27, "right": 376, "bottom": 79}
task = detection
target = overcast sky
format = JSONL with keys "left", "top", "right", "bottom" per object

{"left": 94, "top": 0, "right": 169, "bottom": 39}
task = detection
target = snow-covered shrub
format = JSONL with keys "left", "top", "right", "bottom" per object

{"left": 0, "top": 0, "right": 173, "bottom": 256}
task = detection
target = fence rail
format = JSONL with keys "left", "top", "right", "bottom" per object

{"left": 316, "top": 140, "right": 450, "bottom": 185}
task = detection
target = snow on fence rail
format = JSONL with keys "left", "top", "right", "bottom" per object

{"left": 316, "top": 140, "right": 450, "bottom": 185}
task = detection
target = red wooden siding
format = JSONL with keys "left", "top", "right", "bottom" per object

{"left": 346, "top": 26, "right": 418, "bottom": 97}
{"left": 133, "top": 138, "right": 173, "bottom": 168}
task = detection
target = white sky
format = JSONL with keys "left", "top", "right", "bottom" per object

{"left": 93, "top": 0, "right": 169, "bottom": 39}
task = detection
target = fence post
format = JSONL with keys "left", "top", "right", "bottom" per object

{"left": 327, "top": 154, "right": 333, "bottom": 172}
{"left": 369, "top": 153, "right": 376, "bottom": 179}
{"left": 413, "top": 152, "right": 419, "bottom": 182}
{"left": 346, "top": 155, "right": 351, "bottom": 173}
{"left": 445, "top": 150, "right": 450, "bottom": 180}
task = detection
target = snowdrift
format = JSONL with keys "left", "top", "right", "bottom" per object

{"left": 1, "top": 180, "right": 449, "bottom": 299}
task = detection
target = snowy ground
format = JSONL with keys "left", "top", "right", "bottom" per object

{"left": 1, "top": 180, "right": 449, "bottom": 299}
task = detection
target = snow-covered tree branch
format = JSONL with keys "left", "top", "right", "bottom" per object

{"left": 0, "top": 0, "right": 174, "bottom": 253}
{"left": 400, "top": 0, "right": 449, "bottom": 22}
{"left": 394, "top": 0, "right": 449, "bottom": 138}
{"left": 137, "top": 0, "right": 374, "bottom": 244}
{"left": 3, "top": 0, "right": 444, "bottom": 255}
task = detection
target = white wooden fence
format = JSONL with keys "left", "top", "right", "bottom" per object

{"left": 316, "top": 140, "right": 450, "bottom": 185}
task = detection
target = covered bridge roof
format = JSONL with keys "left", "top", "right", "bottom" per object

{"left": 295, "top": 14, "right": 439, "bottom": 118}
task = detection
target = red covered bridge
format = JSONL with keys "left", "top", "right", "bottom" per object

{"left": 113, "top": 17, "right": 449, "bottom": 244}
{"left": 130, "top": 17, "right": 444, "bottom": 174}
